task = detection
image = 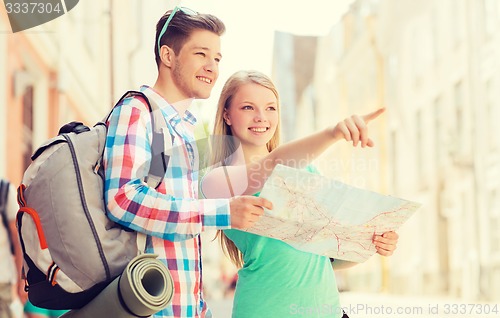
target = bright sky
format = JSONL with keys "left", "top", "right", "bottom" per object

{"left": 140, "top": 0, "right": 354, "bottom": 122}
{"left": 184, "top": 0, "right": 353, "bottom": 72}
{"left": 185, "top": 0, "right": 353, "bottom": 122}
{"left": 184, "top": 0, "right": 353, "bottom": 89}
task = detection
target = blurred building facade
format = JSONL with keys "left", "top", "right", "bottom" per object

{"left": 0, "top": 0, "right": 173, "bottom": 183}
{"left": 2, "top": 0, "right": 498, "bottom": 305}
{"left": 0, "top": 0, "right": 230, "bottom": 300}
{"left": 272, "top": 0, "right": 500, "bottom": 301}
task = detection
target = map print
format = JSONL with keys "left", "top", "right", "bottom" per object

{"left": 245, "top": 165, "right": 421, "bottom": 262}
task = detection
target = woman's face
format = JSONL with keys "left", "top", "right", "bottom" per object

{"left": 224, "top": 83, "right": 279, "bottom": 150}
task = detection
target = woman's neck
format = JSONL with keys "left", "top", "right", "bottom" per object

{"left": 227, "top": 144, "right": 269, "bottom": 166}
{"left": 243, "top": 146, "right": 269, "bottom": 165}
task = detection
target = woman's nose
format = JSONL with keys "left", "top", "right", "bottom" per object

{"left": 254, "top": 112, "right": 267, "bottom": 122}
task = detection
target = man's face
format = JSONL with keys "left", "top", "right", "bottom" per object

{"left": 170, "top": 29, "right": 222, "bottom": 101}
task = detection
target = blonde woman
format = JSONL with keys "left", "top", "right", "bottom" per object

{"left": 202, "top": 70, "right": 398, "bottom": 318}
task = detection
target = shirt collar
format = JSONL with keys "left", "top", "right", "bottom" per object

{"left": 140, "top": 85, "right": 197, "bottom": 127}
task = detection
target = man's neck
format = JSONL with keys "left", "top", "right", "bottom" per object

{"left": 152, "top": 79, "right": 194, "bottom": 115}
{"left": 170, "top": 98, "right": 194, "bottom": 115}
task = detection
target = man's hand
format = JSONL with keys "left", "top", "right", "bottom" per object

{"left": 229, "top": 196, "right": 272, "bottom": 229}
{"left": 373, "top": 231, "right": 399, "bottom": 256}
{"left": 332, "top": 108, "right": 385, "bottom": 147}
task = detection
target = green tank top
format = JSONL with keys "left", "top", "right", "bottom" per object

{"left": 224, "top": 166, "right": 343, "bottom": 318}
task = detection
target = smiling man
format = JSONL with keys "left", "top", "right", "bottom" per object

{"left": 103, "top": 7, "right": 272, "bottom": 318}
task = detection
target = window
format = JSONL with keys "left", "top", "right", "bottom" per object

{"left": 416, "top": 109, "right": 424, "bottom": 186}
{"left": 434, "top": 96, "right": 443, "bottom": 166}
{"left": 450, "top": 0, "right": 463, "bottom": 47}
{"left": 22, "top": 86, "right": 34, "bottom": 171}
{"left": 483, "top": 0, "right": 498, "bottom": 40}
{"left": 390, "top": 130, "right": 398, "bottom": 191}
{"left": 486, "top": 80, "right": 499, "bottom": 150}
{"left": 489, "top": 188, "right": 500, "bottom": 253}
{"left": 453, "top": 81, "right": 465, "bottom": 153}
{"left": 412, "top": 20, "right": 435, "bottom": 85}
{"left": 431, "top": 7, "right": 441, "bottom": 63}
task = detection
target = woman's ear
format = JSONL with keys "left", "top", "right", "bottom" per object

{"left": 159, "top": 45, "right": 174, "bottom": 67}
{"left": 223, "top": 111, "right": 231, "bottom": 126}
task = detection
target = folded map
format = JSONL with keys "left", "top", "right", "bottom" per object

{"left": 244, "top": 164, "right": 421, "bottom": 262}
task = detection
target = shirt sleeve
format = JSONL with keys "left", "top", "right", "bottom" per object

{"left": 103, "top": 97, "right": 230, "bottom": 242}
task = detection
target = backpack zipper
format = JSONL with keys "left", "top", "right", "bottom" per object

{"left": 62, "top": 133, "right": 111, "bottom": 281}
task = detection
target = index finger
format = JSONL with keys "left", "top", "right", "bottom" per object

{"left": 382, "top": 231, "right": 399, "bottom": 239}
{"left": 362, "top": 107, "right": 385, "bottom": 124}
{"left": 252, "top": 197, "right": 273, "bottom": 210}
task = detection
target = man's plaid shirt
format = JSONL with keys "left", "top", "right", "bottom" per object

{"left": 104, "top": 85, "right": 230, "bottom": 317}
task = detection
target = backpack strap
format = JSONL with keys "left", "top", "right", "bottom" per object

{"left": 0, "top": 179, "right": 15, "bottom": 254}
{"left": 107, "top": 91, "right": 170, "bottom": 254}
{"left": 103, "top": 90, "right": 169, "bottom": 190}
{"left": 102, "top": 90, "right": 154, "bottom": 123}
{"left": 136, "top": 232, "right": 147, "bottom": 255}
{"left": 135, "top": 90, "right": 173, "bottom": 189}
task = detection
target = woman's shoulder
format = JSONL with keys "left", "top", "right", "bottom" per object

{"left": 304, "top": 164, "right": 321, "bottom": 174}
{"left": 200, "top": 166, "right": 234, "bottom": 199}
{"left": 201, "top": 165, "right": 250, "bottom": 199}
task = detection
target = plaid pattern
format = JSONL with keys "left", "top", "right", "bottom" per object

{"left": 104, "top": 86, "right": 231, "bottom": 317}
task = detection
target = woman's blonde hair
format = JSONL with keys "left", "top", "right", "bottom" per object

{"left": 211, "top": 70, "right": 281, "bottom": 267}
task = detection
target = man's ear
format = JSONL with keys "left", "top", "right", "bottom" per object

{"left": 159, "top": 45, "right": 174, "bottom": 67}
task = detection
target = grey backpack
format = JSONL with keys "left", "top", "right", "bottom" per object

{"left": 17, "top": 90, "right": 169, "bottom": 309}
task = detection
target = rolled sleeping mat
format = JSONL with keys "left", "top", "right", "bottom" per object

{"left": 61, "top": 254, "right": 174, "bottom": 317}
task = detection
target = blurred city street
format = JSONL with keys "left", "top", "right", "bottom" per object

{"left": 2, "top": 0, "right": 500, "bottom": 317}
